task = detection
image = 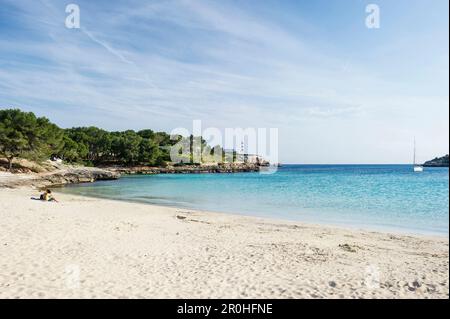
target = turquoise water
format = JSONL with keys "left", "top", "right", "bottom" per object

{"left": 57, "top": 165, "right": 449, "bottom": 235}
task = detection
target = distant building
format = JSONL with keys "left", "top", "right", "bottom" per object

{"left": 222, "top": 149, "right": 235, "bottom": 163}
{"left": 235, "top": 153, "right": 262, "bottom": 164}
{"left": 245, "top": 154, "right": 261, "bottom": 164}
{"left": 223, "top": 148, "right": 265, "bottom": 165}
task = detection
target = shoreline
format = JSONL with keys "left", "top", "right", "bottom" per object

{"left": 0, "top": 162, "right": 262, "bottom": 189}
{"left": 54, "top": 185, "right": 449, "bottom": 238}
{"left": 0, "top": 186, "right": 448, "bottom": 298}
{"left": 2, "top": 167, "right": 448, "bottom": 237}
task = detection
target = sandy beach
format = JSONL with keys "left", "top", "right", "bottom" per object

{"left": 0, "top": 185, "right": 448, "bottom": 299}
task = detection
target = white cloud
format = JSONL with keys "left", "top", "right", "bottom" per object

{"left": 0, "top": 0, "right": 448, "bottom": 163}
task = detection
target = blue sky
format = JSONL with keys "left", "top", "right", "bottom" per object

{"left": 0, "top": 0, "right": 448, "bottom": 163}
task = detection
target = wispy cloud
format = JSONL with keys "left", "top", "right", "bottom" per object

{"left": 0, "top": 0, "right": 448, "bottom": 163}
{"left": 81, "top": 28, "right": 135, "bottom": 65}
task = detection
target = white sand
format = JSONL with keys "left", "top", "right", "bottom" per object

{"left": 0, "top": 187, "right": 448, "bottom": 299}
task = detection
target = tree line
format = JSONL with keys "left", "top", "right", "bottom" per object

{"left": 0, "top": 109, "right": 229, "bottom": 170}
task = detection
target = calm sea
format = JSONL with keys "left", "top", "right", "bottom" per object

{"left": 56, "top": 165, "right": 449, "bottom": 236}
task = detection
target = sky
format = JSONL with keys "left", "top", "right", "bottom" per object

{"left": 0, "top": 0, "right": 448, "bottom": 164}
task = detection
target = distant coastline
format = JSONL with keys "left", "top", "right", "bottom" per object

{"left": 423, "top": 155, "right": 449, "bottom": 167}
{"left": 0, "top": 160, "right": 261, "bottom": 189}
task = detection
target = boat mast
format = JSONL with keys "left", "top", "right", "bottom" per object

{"left": 413, "top": 137, "right": 416, "bottom": 166}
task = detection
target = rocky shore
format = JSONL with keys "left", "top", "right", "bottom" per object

{"left": 0, "top": 167, "right": 120, "bottom": 189}
{"left": 0, "top": 161, "right": 262, "bottom": 189}
{"left": 106, "top": 162, "right": 261, "bottom": 175}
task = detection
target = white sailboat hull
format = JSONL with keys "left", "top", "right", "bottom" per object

{"left": 414, "top": 166, "right": 424, "bottom": 172}
{"left": 412, "top": 139, "right": 423, "bottom": 172}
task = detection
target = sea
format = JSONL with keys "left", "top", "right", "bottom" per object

{"left": 56, "top": 165, "right": 449, "bottom": 236}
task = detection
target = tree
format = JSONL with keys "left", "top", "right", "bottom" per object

{"left": 65, "top": 127, "right": 112, "bottom": 164}
{"left": 35, "top": 117, "right": 64, "bottom": 160}
{"left": 60, "top": 135, "right": 88, "bottom": 163}
{"left": 1, "top": 108, "right": 232, "bottom": 169}
{"left": 153, "top": 132, "right": 172, "bottom": 146}
{"left": 137, "top": 129, "right": 155, "bottom": 140}
{"left": 138, "top": 138, "right": 159, "bottom": 165}
{"left": 0, "top": 109, "right": 63, "bottom": 170}
{"left": 111, "top": 130, "right": 142, "bottom": 164}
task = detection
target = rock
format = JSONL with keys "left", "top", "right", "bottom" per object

{"left": 106, "top": 163, "right": 262, "bottom": 175}
{"left": 1, "top": 161, "right": 263, "bottom": 189}
{"left": 329, "top": 281, "right": 337, "bottom": 288}
{"left": 0, "top": 167, "right": 120, "bottom": 188}
{"left": 339, "top": 243, "right": 357, "bottom": 253}
{"left": 423, "top": 155, "right": 449, "bottom": 167}
{"left": 405, "top": 280, "right": 422, "bottom": 292}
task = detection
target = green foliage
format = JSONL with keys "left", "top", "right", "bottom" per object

{"left": 113, "top": 130, "right": 141, "bottom": 164}
{"left": 65, "top": 127, "right": 112, "bottom": 162}
{"left": 1, "top": 108, "right": 228, "bottom": 168}
{"left": 137, "top": 129, "right": 155, "bottom": 140}
{"left": 60, "top": 135, "right": 88, "bottom": 163}
{"left": 138, "top": 138, "right": 159, "bottom": 165}
{"left": 0, "top": 109, "right": 64, "bottom": 169}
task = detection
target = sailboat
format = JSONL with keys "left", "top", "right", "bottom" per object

{"left": 413, "top": 138, "right": 424, "bottom": 172}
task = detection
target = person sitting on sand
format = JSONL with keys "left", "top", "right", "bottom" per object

{"left": 38, "top": 189, "right": 58, "bottom": 202}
